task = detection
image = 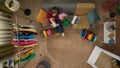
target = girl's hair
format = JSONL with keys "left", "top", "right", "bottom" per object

{"left": 50, "top": 7, "right": 59, "bottom": 14}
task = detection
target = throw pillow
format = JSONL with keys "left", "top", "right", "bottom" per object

{"left": 87, "top": 9, "right": 100, "bottom": 26}
{"left": 36, "top": 8, "right": 49, "bottom": 26}
{"left": 62, "top": 18, "right": 70, "bottom": 27}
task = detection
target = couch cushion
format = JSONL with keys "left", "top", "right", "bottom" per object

{"left": 72, "top": 16, "right": 90, "bottom": 29}
{"left": 40, "top": 3, "right": 76, "bottom": 15}
{"left": 75, "top": 3, "right": 95, "bottom": 15}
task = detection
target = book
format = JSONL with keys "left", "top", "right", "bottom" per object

{"left": 71, "top": 16, "right": 80, "bottom": 24}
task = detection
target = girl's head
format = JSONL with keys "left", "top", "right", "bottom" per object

{"left": 51, "top": 7, "right": 59, "bottom": 16}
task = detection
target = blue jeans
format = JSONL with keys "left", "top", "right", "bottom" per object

{"left": 54, "top": 19, "right": 64, "bottom": 33}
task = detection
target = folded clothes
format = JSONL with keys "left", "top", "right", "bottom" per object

{"left": 14, "top": 33, "right": 35, "bottom": 39}
{"left": 20, "top": 49, "right": 34, "bottom": 59}
{"left": 13, "top": 27, "right": 37, "bottom": 33}
{"left": 14, "top": 31, "right": 37, "bottom": 35}
{"left": 14, "top": 44, "right": 38, "bottom": 48}
{"left": 15, "top": 53, "right": 36, "bottom": 64}
{"left": 15, "top": 31, "right": 37, "bottom": 35}
{"left": 12, "top": 40, "right": 37, "bottom": 45}
{"left": 12, "top": 24, "right": 34, "bottom": 28}
{"left": 13, "top": 39, "right": 37, "bottom": 41}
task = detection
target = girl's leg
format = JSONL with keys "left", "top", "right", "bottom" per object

{"left": 54, "top": 27, "right": 59, "bottom": 35}
{"left": 56, "top": 19, "right": 65, "bottom": 36}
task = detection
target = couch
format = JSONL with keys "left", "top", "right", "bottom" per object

{"left": 40, "top": 3, "right": 76, "bottom": 20}
{"left": 40, "top": 3, "right": 76, "bottom": 15}
{"left": 37, "top": 3, "right": 99, "bottom": 29}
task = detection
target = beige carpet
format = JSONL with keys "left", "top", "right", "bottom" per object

{"left": 47, "top": 27, "right": 94, "bottom": 68}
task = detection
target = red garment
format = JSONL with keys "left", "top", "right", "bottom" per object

{"left": 47, "top": 10, "right": 58, "bottom": 24}
{"left": 12, "top": 40, "right": 37, "bottom": 45}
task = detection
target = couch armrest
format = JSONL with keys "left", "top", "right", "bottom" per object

{"left": 75, "top": 3, "right": 95, "bottom": 15}
{"left": 40, "top": 3, "right": 76, "bottom": 15}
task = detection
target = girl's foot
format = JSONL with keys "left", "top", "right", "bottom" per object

{"left": 62, "top": 33, "right": 65, "bottom": 37}
{"left": 57, "top": 33, "right": 59, "bottom": 35}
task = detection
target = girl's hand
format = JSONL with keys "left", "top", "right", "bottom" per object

{"left": 50, "top": 18, "right": 55, "bottom": 20}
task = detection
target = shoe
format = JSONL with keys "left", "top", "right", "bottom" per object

{"left": 62, "top": 33, "right": 65, "bottom": 37}
{"left": 57, "top": 33, "right": 59, "bottom": 35}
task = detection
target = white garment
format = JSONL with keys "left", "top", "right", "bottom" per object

{"left": 50, "top": 18, "right": 59, "bottom": 28}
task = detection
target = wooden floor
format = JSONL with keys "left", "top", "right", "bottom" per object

{"left": 13, "top": 0, "right": 120, "bottom": 68}
{"left": 92, "top": 0, "right": 120, "bottom": 56}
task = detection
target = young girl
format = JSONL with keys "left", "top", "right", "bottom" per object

{"left": 47, "top": 7, "right": 65, "bottom": 36}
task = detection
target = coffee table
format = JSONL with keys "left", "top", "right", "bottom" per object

{"left": 103, "top": 21, "right": 116, "bottom": 44}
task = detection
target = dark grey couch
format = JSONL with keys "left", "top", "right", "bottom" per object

{"left": 40, "top": 3, "right": 76, "bottom": 15}
{"left": 40, "top": 3, "right": 76, "bottom": 20}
